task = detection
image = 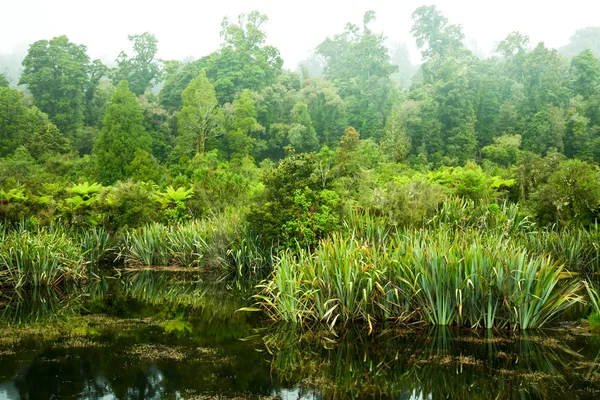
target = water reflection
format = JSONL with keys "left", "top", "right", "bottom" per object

{"left": 262, "top": 325, "right": 599, "bottom": 399}
{"left": 0, "top": 270, "right": 600, "bottom": 398}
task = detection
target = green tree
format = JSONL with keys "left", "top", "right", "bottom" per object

{"left": 316, "top": 11, "right": 398, "bottom": 139}
{"left": 113, "top": 32, "right": 162, "bottom": 96}
{"left": 524, "top": 104, "right": 565, "bottom": 155}
{"left": 380, "top": 106, "right": 411, "bottom": 163}
{"left": 288, "top": 101, "right": 318, "bottom": 153}
{"left": 559, "top": 27, "right": 600, "bottom": 59}
{"left": 482, "top": 134, "right": 521, "bottom": 166}
{"left": 93, "top": 81, "right": 152, "bottom": 183}
{"left": 177, "top": 70, "right": 223, "bottom": 156}
{"left": 19, "top": 35, "right": 90, "bottom": 134}
{"left": 411, "top": 5, "right": 465, "bottom": 62}
{"left": 0, "top": 87, "right": 48, "bottom": 156}
{"left": 202, "top": 11, "right": 283, "bottom": 104}
{"left": 410, "top": 5, "right": 467, "bottom": 83}
{"left": 531, "top": 159, "right": 600, "bottom": 226}
{"left": 569, "top": 50, "right": 600, "bottom": 99}
{"left": 436, "top": 74, "right": 477, "bottom": 164}
{"left": 249, "top": 152, "right": 339, "bottom": 248}
{"left": 159, "top": 59, "right": 203, "bottom": 111}
{"left": 0, "top": 73, "right": 9, "bottom": 88}
{"left": 299, "top": 77, "right": 347, "bottom": 147}
{"left": 225, "top": 89, "right": 263, "bottom": 159}
{"left": 26, "top": 122, "right": 72, "bottom": 160}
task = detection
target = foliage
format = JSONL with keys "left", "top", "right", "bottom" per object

{"left": 155, "top": 186, "right": 193, "bottom": 224}
{"left": 252, "top": 225, "right": 583, "bottom": 330}
{"left": 112, "top": 32, "right": 162, "bottom": 96}
{"left": 93, "top": 81, "right": 152, "bottom": 184}
{"left": 249, "top": 152, "right": 340, "bottom": 249}
{"left": 19, "top": 35, "right": 91, "bottom": 134}
{"left": 0, "top": 225, "right": 88, "bottom": 288}
{"left": 177, "top": 69, "right": 223, "bottom": 156}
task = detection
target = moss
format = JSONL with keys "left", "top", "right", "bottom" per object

{"left": 588, "top": 312, "right": 600, "bottom": 332}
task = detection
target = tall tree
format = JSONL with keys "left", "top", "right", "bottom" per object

{"left": 93, "top": 81, "right": 152, "bottom": 183}
{"left": 177, "top": 69, "right": 223, "bottom": 155}
{"left": 288, "top": 101, "right": 318, "bottom": 153}
{"left": 569, "top": 50, "right": 600, "bottom": 99}
{"left": 202, "top": 11, "right": 283, "bottom": 104}
{"left": 317, "top": 11, "right": 398, "bottom": 139}
{"left": 0, "top": 87, "right": 48, "bottom": 156}
{"left": 225, "top": 89, "right": 263, "bottom": 159}
{"left": 411, "top": 5, "right": 465, "bottom": 62}
{"left": 559, "top": 27, "right": 600, "bottom": 59}
{"left": 19, "top": 35, "right": 90, "bottom": 134}
{"left": 113, "top": 32, "right": 162, "bottom": 96}
{"left": 410, "top": 5, "right": 467, "bottom": 83}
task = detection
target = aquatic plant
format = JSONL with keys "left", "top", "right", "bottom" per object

{"left": 251, "top": 226, "right": 583, "bottom": 330}
{"left": 120, "top": 212, "right": 251, "bottom": 270}
{"left": 0, "top": 226, "right": 87, "bottom": 287}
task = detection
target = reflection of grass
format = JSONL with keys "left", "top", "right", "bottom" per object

{"left": 259, "top": 325, "right": 587, "bottom": 399}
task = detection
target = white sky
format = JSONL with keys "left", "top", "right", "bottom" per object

{"left": 1, "top": 0, "right": 599, "bottom": 68}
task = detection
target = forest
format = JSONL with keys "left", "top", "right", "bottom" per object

{"left": 2, "top": 5, "right": 600, "bottom": 332}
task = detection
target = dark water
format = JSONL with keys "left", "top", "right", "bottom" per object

{"left": 1, "top": 270, "right": 600, "bottom": 399}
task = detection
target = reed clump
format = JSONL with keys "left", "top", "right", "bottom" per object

{"left": 0, "top": 225, "right": 89, "bottom": 288}
{"left": 120, "top": 212, "right": 272, "bottom": 272}
{"left": 252, "top": 225, "right": 583, "bottom": 330}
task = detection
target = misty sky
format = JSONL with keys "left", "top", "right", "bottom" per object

{"left": 1, "top": 0, "right": 599, "bottom": 68}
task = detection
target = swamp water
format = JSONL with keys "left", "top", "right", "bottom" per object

{"left": 0, "top": 270, "right": 600, "bottom": 399}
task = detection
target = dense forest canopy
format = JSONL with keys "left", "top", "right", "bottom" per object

{"left": 1, "top": 5, "right": 600, "bottom": 236}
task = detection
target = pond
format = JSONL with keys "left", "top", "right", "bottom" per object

{"left": 1, "top": 270, "right": 600, "bottom": 399}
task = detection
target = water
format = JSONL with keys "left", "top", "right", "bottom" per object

{"left": 1, "top": 270, "right": 600, "bottom": 399}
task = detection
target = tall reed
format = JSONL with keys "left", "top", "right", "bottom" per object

{"left": 0, "top": 226, "right": 87, "bottom": 288}
{"left": 252, "top": 226, "right": 583, "bottom": 330}
{"left": 120, "top": 212, "right": 260, "bottom": 271}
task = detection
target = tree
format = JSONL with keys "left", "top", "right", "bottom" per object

{"left": 201, "top": 11, "right": 283, "bottom": 104}
{"left": 0, "top": 73, "right": 9, "bottom": 88}
{"left": 380, "top": 106, "right": 411, "bottom": 162}
{"left": 316, "top": 11, "right": 398, "bottom": 139}
{"left": 559, "top": 27, "right": 600, "bottom": 59}
{"left": 299, "top": 78, "right": 347, "bottom": 147}
{"left": 411, "top": 5, "right": 465, "bottom": 62}
{"left": 569, "top": 50, "right": 600, "bottom": 99}
{"left": 225, "top": 89, "right": 263, "bottom": 159}
{"left": 93, "top": 81, "right": 152, "bottom": 183}
{"left": 27, "top": 122, "right": 72, "bottom": 160}
{"left": 113, "top": 32, "right": 162, "bottom": 96}
{"left": 524, "top": 104, "right": 565, "bottom": 155}
{"left": 389, "top": 42, "right": 417, "bottom": 89}
{"left": 177, "top": 70, "right": 223, "bottom": 156}
{"left": 482, "top": 134, "right": 521, "bottom": 166}
{"left": 436, "top": 74, "right": 477, "bottom": 164}
{"left": 159, "top": 59, "right": 203, "bottom": 111}
{"left": 19, "top": 35, "right": 90, "bottom": 134}
{"left": 288, "top": 101, "right": 318, "bottom": 153}
{"left": 531, "top": 159, "right": 600, "bottom": 226}
{"left": 248, "top": 152, "right": 339, "bottom": 248}
{"left": 410, "top": 5, "right": 467, "bottom": 83}
{"left": 0, "top": 88, "right": 48, "bottom": 156}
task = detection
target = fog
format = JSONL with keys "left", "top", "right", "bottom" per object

{"left": 1, "top": 0, "right": 599, "bottom": 72}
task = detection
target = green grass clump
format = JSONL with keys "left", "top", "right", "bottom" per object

{"left": 252, "top": 226, "right": 583, "bottom": 330}
{"left": 0, "top": 226, "right": 88, "bottom": 288}
{"left": 120, "top": 212, "right": 269, "bottom": 272}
